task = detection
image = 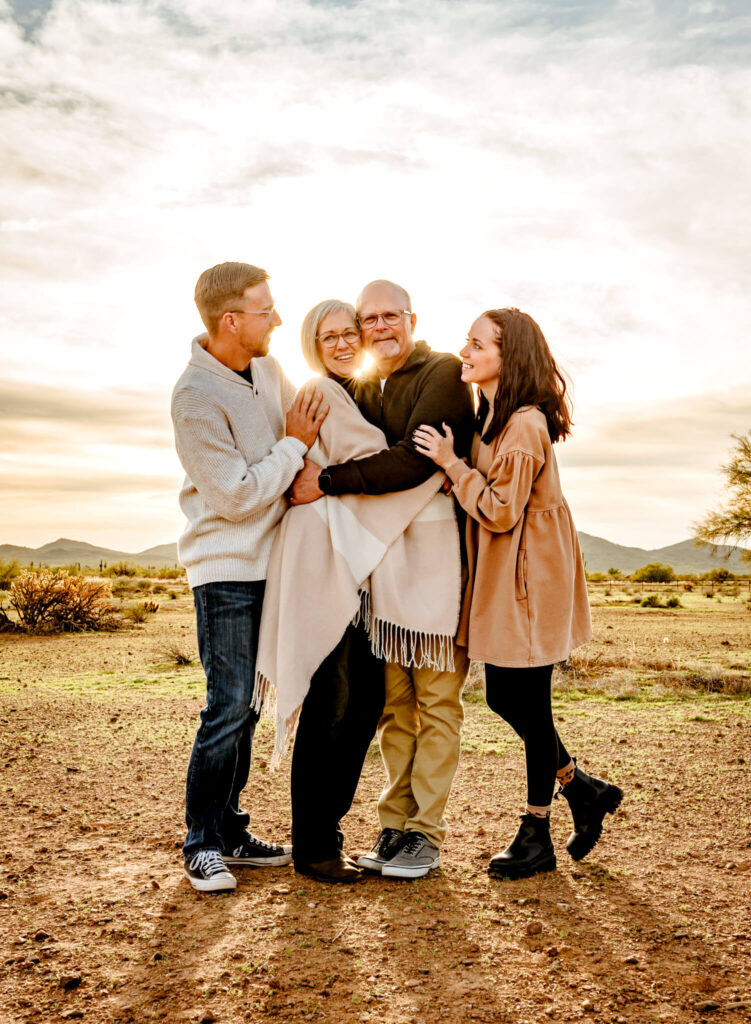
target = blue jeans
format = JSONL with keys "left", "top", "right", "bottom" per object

{"left": 183, "top": 580, "right": 265, "bottom": 860}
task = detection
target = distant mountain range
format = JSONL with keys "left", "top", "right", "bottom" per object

{"left": 0, "top": 539, "right": 180, "bottom": 570}
{"left": 0, "top": 534, "right": 748, "bottom": 575}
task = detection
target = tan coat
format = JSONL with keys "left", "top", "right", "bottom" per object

{"left": 446, "top": 405, "right": 591, "bottom": 668}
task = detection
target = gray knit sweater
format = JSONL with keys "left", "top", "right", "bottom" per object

{"left": 171, "top": 339, "right": 307, "bottom": 588}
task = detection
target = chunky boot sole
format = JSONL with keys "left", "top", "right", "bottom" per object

{"left": 567, "top": 784, "right": 623, "bottom": 861}
{"left": 488, "top": 852, "right": 557, "bottom": 881}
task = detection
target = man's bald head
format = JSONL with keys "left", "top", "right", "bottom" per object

{"left": 356, "top": 279, "right": 412, "bottom": 314}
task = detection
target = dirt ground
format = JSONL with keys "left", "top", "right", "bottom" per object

{"left": 1, "top": 590, "right": 750, "bottom": 1024}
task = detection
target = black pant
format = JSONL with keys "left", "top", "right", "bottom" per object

{"left": 484, "top": 663, "right": 572, "bottom": 807}
{"left": 290, "top": 622, "right": 385, "bottom": 863}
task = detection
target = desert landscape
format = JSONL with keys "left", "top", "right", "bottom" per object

{"left": 1, "top": 568, "right": 750, "bottom": 1024}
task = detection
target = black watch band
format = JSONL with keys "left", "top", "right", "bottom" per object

{"left": 318, "top": 467, "right": 333, "bottom": 494}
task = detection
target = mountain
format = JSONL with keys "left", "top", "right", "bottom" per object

{"left": 577, "top": 534, "right": 749, "bottom": 575}
{"left": 0, "top": 534, "right": 748, "bottom": 575}
{"left": 0, "top": 538, "right": 179, "bottom": 570}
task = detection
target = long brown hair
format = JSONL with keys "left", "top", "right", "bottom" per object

{"left": 477, "top": 308, "right": 572, "bottom": 444}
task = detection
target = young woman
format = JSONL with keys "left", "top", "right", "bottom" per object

{"left": 413, "top": 308, "right": 622, "bottom": 880}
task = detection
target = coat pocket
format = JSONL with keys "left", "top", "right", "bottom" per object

{"left": 515, "top": 547, "right": 528, "bottom": 601}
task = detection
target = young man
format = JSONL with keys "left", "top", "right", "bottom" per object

{"left": 290, "top": 280, "right": 474, "bottom": 878}
{"left": 172, "top": 262, "right": 327, "bottom": 892}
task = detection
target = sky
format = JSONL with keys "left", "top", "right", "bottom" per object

{"left": 1, "top": 0, "right": 750, "bottom": 552}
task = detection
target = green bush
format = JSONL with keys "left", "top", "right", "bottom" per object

{"left": 640, "top": 594, "right": 663, "bottom": 608}
{"left": 665, "top": 596, "right": 682, "bottom": 608}
{"left": 103, "top": 561, "right": 138, "bottom": 577}
{"left": 633, "top": 562, "right": 675, "bottom": 583}
{"left": 155, "top": 567, "right": 184, "bottom": 580}
{"left": 0, "top": 559, "right": 21, "bottom": 591}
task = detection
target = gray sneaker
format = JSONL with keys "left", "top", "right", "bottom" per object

{"left": 356, "top": 828, "right": 405, "bottom": 872}
{"left": 381, "top": 831, "right": 440, "bottom": 879}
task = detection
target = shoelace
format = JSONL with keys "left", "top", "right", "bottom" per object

{"left": 189, "top": 849, "right": 228, "bottom": 877}
{"left": 399, "top": 833, "right": 427, "bottom": 857}
{"left": 245, "top": 834, "right": 279, "bottom": 852}
{"left": 378, "top": 829, "right": 402, "bottom": 852}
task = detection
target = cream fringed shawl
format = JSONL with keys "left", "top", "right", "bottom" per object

{"left": 253, "top": 376, "right": 462, "bottom": 767}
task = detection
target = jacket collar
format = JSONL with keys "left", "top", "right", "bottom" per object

{"left": 188, "top": 335, "right": 255, "bottom": 388}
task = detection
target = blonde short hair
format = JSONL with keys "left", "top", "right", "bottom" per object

{"left": 300, "top": 300, "right": 358, "bottom": 375}
{"left": 194, "top": 262, "right": 269, "bottom": 335}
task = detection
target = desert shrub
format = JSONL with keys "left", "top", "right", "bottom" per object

{"left": 103, "top": 561, "right": 138, "bottom": 577}
{"left": 704, "top": 590, "right": 714, "bottom": 599}
{"left": 161, "top": 642, "right": 195, "bottom": 666}
{"left": 111, "top": 578, "right": 137, "bottom": 596}
{"left": 155, "top": 567, "right": 184, "bottom": 580}
{"left": 659, "top": 668, "right": 751, "bottom": 695}
{"left": 0, "top": 559, "right": 21, "bottom": 590}
{"left": 123, "top": 604, "right": 148, "bottom": 624}
{"left": 4, "top": 570, "right": 118, "bottom": 633}
{"left": 135, "top": 579, "right": 153, "bottom": 593}
{"left": 640, "top": 594, "right": 663, "bottom": 608}
{"left": 168, "top": 590, "right": 178, "bottom": 600}
{"left": 152, "top": 583, "right": 167, "bottom": 594}
{"left": 142, "top": 600, "right": 159, "bottom": 613}
{"left": 682, "top": 582, "right": 694, "bottom": 592}
{"left": 632, "top": 562, "right": 675, "bottom": 583}
{"left": 704, "top": 567, "right": 735, "bottom": 583}
{"left": 586, "top": 572, "right": 607, "bottom": 582}
{"left": 665, "top": 596, "right": 682, "bottom": 608}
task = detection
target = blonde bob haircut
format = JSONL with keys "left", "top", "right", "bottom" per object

{"left": 300, "top": 299, "right": 358, "bottom": 375}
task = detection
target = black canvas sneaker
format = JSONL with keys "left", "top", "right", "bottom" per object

{"left": 223, "top": 834, "right": 292, "bottom": 867}
{"left": 356, "top": 828, "right": 405, "bottom": 872}
{"left": 184, "top": 849, "right": 237, "bottom": 892}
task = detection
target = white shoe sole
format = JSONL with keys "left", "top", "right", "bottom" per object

{"left": 184, "top": 868, "right": 237, "bottom": 892}
{"left": 223, "top": 852, "right": 292, "bottom": 867}
{"left": 381, "top": 855, "right": 440, "bottom": 879}
{"left": 356, "top": 855, "right": 386, "bottom": 872}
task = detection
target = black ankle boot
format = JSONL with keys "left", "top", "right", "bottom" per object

{"left": 488, "top": 814, "right": 556, "bottom": 880}
{"left": 557, "top": 761, "right": 623, "bottom": 861}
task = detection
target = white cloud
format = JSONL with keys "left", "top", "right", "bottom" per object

{"left": 1, "top": 0, "right": 750, "bottom": 548}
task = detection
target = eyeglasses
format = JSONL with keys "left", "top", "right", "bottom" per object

{"left": 317, "top": 329, "right": 360, "bottom": 349}
{"left": 357, "top": 310, "right": 411, "bottom": 329}
{"left": 229, "top": 307, "right": 276, "bottom": 318}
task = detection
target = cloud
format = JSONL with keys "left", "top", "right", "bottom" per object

{"left": 0, "top": 379, "right": 168, "bottom": 429}
{"left": 560, "top": 387, "right": 751, "bottom": 469}
{"left": 2, "top": 0, "right": 751, "bottom": 547}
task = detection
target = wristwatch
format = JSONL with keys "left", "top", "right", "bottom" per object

{"left": 318, "top": 467, "right": 333, "bottom": 494}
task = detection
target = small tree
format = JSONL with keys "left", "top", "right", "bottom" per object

{"left": 632, "top": 562, "right": 675, "bottom": 583}
{"left": 694, "top": 431, "right": 751, "bottom": 561}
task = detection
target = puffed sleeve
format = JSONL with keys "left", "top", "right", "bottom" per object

{"left": 444, "top": 411, "right": 547, "bottom": 533}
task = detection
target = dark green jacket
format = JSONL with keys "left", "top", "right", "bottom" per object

{"left": 321, "top": 340, "right": 475, "bottom": 495}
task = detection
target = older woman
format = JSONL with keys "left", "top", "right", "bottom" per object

{"left": 255, "top": 300, "right": 461, "bottom": 884}
{"left": 285, "top": 301, "right": 385, "bottom": 883}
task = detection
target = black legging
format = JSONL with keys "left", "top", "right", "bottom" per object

{"left": 484, "top": 663, "right": 572, "bottom": 807}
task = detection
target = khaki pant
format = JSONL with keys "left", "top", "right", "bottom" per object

{"left": 376, "top": 643, "right": 470, "bottom": 847}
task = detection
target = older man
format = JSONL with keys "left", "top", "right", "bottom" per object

{"left": 290, "top": 280, "right": 474, "bottom": 878}
{"left": 172, "top": 261, "right": 327, "bottom": 892}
